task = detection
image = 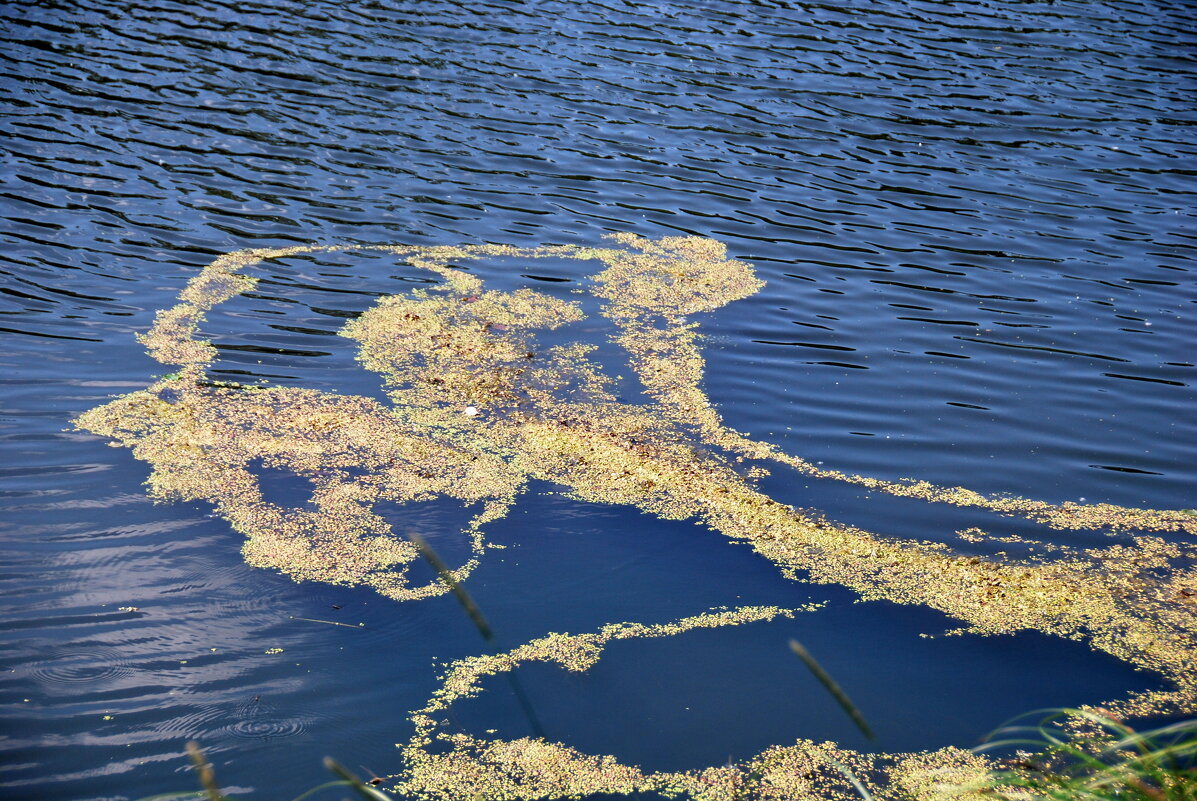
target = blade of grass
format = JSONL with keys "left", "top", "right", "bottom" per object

{"left": 824, "top": 755, "right": 876, "bottom": 801}
{"left": 323, "top": 759, "right": 394, "bottom": 801}
{"left": 975, "top": 708, "right": 1197, "bottom": 801}
{"left": 408, "top": 530, "right": 547, "bottom": 741}
{"left": 788, "top": 639, "right": 875, "bottom": 741}
{"left": 288, "top": 780, "right": 357, "bottom": 801}
{"left": 185, "top": 742, "right": 223, "bottom": 801}
{"left": 408, "top": 531, "right": 494, "bottom": 643}
{"left": 290, "top": 616, "right": 365, "bottom": 629}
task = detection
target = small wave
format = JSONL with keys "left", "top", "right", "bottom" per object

{"left": 29, "top": 646, "right": 131, "bottom": 687}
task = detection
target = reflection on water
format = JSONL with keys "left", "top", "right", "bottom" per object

{"left": 2, "top": 0, "right": 1195, "bottom": 798}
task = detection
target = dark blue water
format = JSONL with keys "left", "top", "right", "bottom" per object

{"left": 1, "top": 1, "right": 1194, "bottom": 799}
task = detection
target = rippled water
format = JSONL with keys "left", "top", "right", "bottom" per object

{"left": 2, "top": 1, "right": 1194, "bottom": 799}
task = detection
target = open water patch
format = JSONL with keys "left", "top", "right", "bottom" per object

{"left": 452, "top": 601, "right": 1165, "bottom": 773}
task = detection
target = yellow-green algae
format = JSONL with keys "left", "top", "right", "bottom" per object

{"left": 73, "top": 235, "right": 1196, "bottom": 800}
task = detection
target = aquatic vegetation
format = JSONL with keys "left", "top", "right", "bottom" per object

{"left": 75, "top": 235, "right": 1197, "bottom": 800}
{"left": 976, "top": 708, "right": 1197, "bottom": 801}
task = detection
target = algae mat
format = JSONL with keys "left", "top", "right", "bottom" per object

{"left": 75, "top": 235, "right": 1196, "bottom": 800}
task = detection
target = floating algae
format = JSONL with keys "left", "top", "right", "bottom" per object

{"left": 74, "top": 235, "right": 1197, "bottom": 799}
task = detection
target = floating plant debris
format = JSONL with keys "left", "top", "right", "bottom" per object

{"left": 74, "top": 235, "right": 1197, "bottom": 799}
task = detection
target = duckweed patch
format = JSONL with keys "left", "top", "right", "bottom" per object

{"left": 75, "top": 235, "right": 1197, "bottom": 800}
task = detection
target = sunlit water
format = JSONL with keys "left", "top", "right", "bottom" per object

{"left": 1, "top": 1, "right": 1194, "bottom": 799}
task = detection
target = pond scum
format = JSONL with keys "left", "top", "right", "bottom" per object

{"left": 74, "top": 235, "right": 1196, "bottom": 800}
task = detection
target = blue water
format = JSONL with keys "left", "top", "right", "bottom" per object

{"left": 1, "top": 1, "right": 1194, "bottom": 798}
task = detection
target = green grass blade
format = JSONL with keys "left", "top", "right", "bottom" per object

{"left": 824, "top": 755, "right": 875, "bottom": 801}
{"left": 323, "top": 759, "right": 394, "bottom": 801}
{"left": 976, "top": 708, "right": 1197, "bottom": 801}
{"left": 408, "top": 531, "right": 494, "bottom": 643}
{"left": 409, "top": 530, "right": 547, "bottom": 741}
{"left": 288, "top": 780, "right": 357, "bottom": 801}
{"left": 290, "top": 616, "right": 365, "bottom": 629}
{"left": 788, "top": 639, "right": 875, "bottom": 741}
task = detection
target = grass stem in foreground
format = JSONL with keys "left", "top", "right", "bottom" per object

{"left": 322, "top": 759, "right": 394, "bottom": 801}
{"left": 289, "top": 616, "right": 365, "bottom": 629}
{"left": 788, "top": 638, "right": 875, "bottom": 741}
{"left": 185, "top": 742, "right": 223, "bottom": 801}
{"left": 976, "top": 708, "right": 1197, "bottom": 800}
{"left": 408, "top": 530, "right": 547, "bottom": 740}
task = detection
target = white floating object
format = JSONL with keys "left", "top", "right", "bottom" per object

{"left": 463, "top": 406, "right": 479, "bottom": 417}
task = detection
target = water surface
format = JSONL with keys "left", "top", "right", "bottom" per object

{"left": 1, "top": 1, "right": 1194, "bottom": 799}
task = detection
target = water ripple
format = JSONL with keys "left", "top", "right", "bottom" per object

{"left": 2, "top": 0, "right": 1195, "bottom": 797}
